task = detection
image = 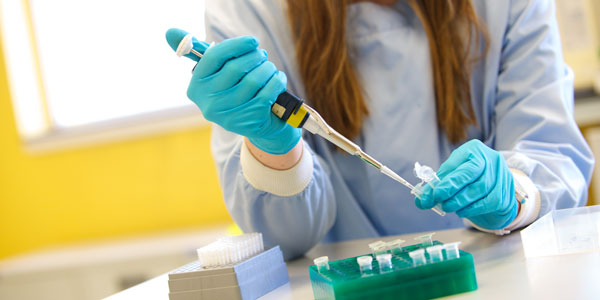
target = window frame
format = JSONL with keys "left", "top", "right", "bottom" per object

{"left": 0, "top": 0, "right": 208, "bottom": 154}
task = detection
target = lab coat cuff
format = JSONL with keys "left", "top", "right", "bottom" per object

{"left": 504, "top": 168, "right": 541, "bottom": 231}
{"left": 463, "top": 169, "right": 540, "bottom": 235}
{"left": 240, "top": 140, "right": 313, "bottom": 197}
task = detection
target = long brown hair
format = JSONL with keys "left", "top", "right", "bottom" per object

{"left": 286, "top": 0, "right": 489, "bottom": 144}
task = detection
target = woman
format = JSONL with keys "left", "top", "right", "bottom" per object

{"left": 187, "top": 0, "right": 594, "bottom": 259}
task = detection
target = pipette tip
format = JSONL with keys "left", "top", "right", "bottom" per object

{"left": 380, "top": 166, "right": 414, "bottom": 190}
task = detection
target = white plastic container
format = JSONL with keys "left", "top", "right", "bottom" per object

{"left": 520, "top": 205, "right": 600, "bottom": 258}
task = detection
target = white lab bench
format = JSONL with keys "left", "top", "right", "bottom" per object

{"left": 105, "top": 227, "right": 600, "bottom": 300}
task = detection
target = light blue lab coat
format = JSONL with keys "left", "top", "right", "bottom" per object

{"left": 204, "top": 0, "right": 595, "bottom": 259}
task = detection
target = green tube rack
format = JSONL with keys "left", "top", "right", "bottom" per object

{"left": 309, "top": 241, "right": 477, "bottom": 299}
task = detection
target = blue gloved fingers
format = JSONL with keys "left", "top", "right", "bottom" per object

{"left": 214, "top": 61, "right": 278, "bottom": 111}
{"left": 437, "top": 140, "right": 485, "bottom": 178}
{"left": 457, "top": 193, "right": 518, "bottom": 229}
{"left": 187, "top": 49, "right": 269, "bottom": 110}
{"left": 414, "top": 184, "right": 434, "bottom": 209}
{"left": 456, "top": 166, "right": 517, "bottom": 218}
{"left": 456, "top": 196, "right": 494, "bottom": 219}
{"left": 428, "top": 139, "right": 519, "bottom": 230}
{"left": 246, "top": 71, "right": 298, "bottom": 153}
{"left": 248, "top": 71, "right": 288, "bottom": 140}
{"left": 202, "top": 49, "right": 268, "bottom": 93}
{"left": 433, "top": 158, "right": 485, "bottom": 203}
{"left": 254, "top": 70, "right": 287, "bottom": 106}
{"left": 193, "top": 35, "right": 259, "bottom": 79}
{"left": 440, "top": 173, "right": 493, "bottom": 212}
{"left": 436, "top": 145, "right": 471, "bottom": 178}
{"left": 456, "top": 195, "right": 497, "bottom": 218}
{"left": 222, "top": 70, "right": 286, "bottom": 134}
{"left": 208, "top": 69, "right": 285, "bottom": 135}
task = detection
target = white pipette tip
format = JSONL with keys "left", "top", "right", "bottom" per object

{"left": 197, "top": 233, "right": 264, "bottom": 268}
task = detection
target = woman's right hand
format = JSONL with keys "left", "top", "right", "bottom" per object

{"left": 186, "top": 36, "right": 301, "bottom": 155}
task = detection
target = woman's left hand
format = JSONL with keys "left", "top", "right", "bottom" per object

{"left": 415, "top": 139, "right": 518, "bottom": 230}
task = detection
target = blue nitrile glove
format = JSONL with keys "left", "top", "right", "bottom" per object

{"left": 186, "top": 36, "right": 301, "bottom": 154}
{"left": 415, "top": 139, "right": 518, "bottom": 230}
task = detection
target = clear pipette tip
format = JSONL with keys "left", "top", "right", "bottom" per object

{"left": 381, "top": 165, "right": 445, "bottom": 216}
{"left": 380, "top": 166, "right": 414, "bottom": 190}
{"left": 431, "top": 205, "right": 445, "bottom": 216}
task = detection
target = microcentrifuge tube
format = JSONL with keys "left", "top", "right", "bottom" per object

{"left": 376, "top": 253, "right": 393, "bottom": 272}
{"left": 357, "top": 256, "right": 373, "bottom": 274}
{"left": 426, "top": 245, "right": 444, "bottom": 262}
{"left": 414, "top": 232, "right": 435, "bottom": 247}
{"left": 409, "top": 249, "right": 426, "bottom": 266}
{"left": 386, "top": 239, "right": 405, "bottom": 253}
{"left": 368, "top": 241, "right": 387, "bottom": 256}
{"left": 443, "top": 242, "right": 461, "bottom": 260}
{"left": 411, "top": 162, "right": 446, "bottom": 216}
{"left": 314, "top": 256, "right": 330, "bottom": 272}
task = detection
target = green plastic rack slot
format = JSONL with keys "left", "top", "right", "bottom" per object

{"left": 309, "top": 241, "right": 477, "bottom": 299}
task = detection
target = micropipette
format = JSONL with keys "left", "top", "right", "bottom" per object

{"left": 166, "top": 28, "right": 444, "bottom": 216}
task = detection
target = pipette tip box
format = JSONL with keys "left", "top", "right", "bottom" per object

{"left": 309, "top": 241, "right": 477, "bottom": 300}
{"left": 168, "top": 245, "right": 289, "bottom": 300}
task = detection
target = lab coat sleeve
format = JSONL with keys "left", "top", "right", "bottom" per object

{"left": 492, "top": 0, "right": 595, "bottom": 219}
{"left": 204, "top": 1, "right": 337, "bottom": 260}
{"left": 211, "top": 127, "right": 336, "bottom": 260}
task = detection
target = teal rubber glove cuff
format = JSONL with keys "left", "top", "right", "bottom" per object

{"left": 415, "top": 139, "right": 518, "bottom": 230}
{"left": 185, "top": 35, "right": 300, "bottom": 154}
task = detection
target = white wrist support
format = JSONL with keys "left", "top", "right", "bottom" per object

{"left": 240, "top": 140, "right": 313, "bottom": 197}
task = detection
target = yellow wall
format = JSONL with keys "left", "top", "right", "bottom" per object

{"left": 0, "top": 42, "right": 231, "bottom": 259}
{"left": 557, "top": 0, "right": 600, "bottom": 89}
